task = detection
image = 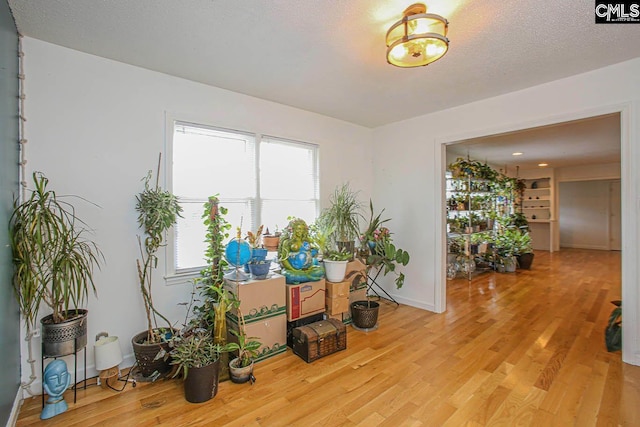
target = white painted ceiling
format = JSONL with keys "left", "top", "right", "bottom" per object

{"left": 8, "top": 0, "right": 640, "bottom": 129}
{"left": 447, "top": 113, "right": 621, "bottom": 171}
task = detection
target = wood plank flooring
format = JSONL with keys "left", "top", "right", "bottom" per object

{"left": 16, "top": 249, "right": 640, "bottom": 426}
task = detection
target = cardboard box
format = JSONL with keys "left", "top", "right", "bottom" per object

{"left": 349, "top": 287, "right": 367, "bottom": 304}
{"left": 224, "top": 274, "right": 286, "bottom": 323}
{"left": 326, "top": 280, "right": 350, "bottom": 298}
{"left": 325, "top": 296, "right": 349, "bottom": 315}
{"left": 286, "top": 279, "right": 326, "bottom": 321}
{"left": 345, "top": 259, "right": 367, "bottom": 292}
{"left": 327, "top": 312, "right": 354, "bottom": 324}
{"left": 227, "top": 313, "right": 287, "bottom": 363}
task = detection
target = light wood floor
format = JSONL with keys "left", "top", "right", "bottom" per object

{"left": 17, "top": 249, "right": 640, "bottom": 426}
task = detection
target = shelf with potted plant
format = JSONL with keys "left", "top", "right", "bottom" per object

{"left": 446, "top": 157, "right": 524, "bottom": 280}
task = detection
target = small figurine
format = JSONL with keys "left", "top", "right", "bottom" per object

{"left": 41, "top": 360, "right": 71, "bottom": 420}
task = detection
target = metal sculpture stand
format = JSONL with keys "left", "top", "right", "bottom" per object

{"left": 366, "top": 266, "right": 399, "bottom": 306}
{"left": 41, "top": 341, "right": 86, "bottom": 407}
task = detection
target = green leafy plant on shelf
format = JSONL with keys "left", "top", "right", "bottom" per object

{"left": 448, "top": 157, "right": 499, "bottom": 181}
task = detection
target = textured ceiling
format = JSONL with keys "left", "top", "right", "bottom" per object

{"left": 447, "top": 113, "right": 621, "bottom": 171}
{"left": 8, "top": 0, "right": 640, "bottom": 128}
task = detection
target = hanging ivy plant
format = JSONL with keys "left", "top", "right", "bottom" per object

{"left": 448, "top": 157, "right": 498, "bottom": 181}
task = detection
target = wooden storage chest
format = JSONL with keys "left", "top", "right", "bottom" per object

{"left": 292, "top": 318, "right": 346, "bottom": 363}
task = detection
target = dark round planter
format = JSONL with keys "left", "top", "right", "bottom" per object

{"left": 517, "top": 252, "right": 535, "bottom": 270}
{"left": 184, "top": 359, "right": 220, "bottom": 403}
{"left": 351, "top": 300, "right": 379, "bottom": 330}
{"left": 131, "top": 330, "right": 174, "bottom": 378}
{"left": 40, "top": 309, "right": 88, "bottom": 357}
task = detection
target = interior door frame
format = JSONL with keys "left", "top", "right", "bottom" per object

{"left": 433, "top": 103, "right": 638, "bottom": 366}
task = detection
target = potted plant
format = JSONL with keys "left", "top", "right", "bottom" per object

{"left": 262, "top": 226, "right": 281, "bottom": 251}
{"left": 494, "top": 229, "right": 519, "bottom": 273}
{"left": 362, "top": 201, "right": 410, "bottom": 290}
{"left": 351, "top": 299, "right": 381, "bottom": 331}
{"left": 9, "top": 172, "right": 103, "bottom": 357}
{"left": 226, "top": 315, "right": 262, "bottom": 384}
{"left": 359, "top": 199, "right": 390, "bottom": 257}
{"left": 247, "top": 258, "right": 272, "bottom": 280}
{"left": 244, "top": 225, "right": 266, "bottom": 273}
{"left": 323, "top": 183, "right": 363, "bottom": 257}
{"left": 512, "top": 229, "right": 534, "bottom": 269}
{"left": 245, "top": 225, "right": 266, "bottom": 259}
{"left": 323, "top": 247, "right": 351, "bottom": 283}
{"left": 310, "top": 213, "right": 335, "bottom": 260}
{"left": 192, "top": 195, "right": 237, "bottom": 381}
{"left": 170, "top": 330, "right": 234, "bottom": 403}
{"left": 131, "top": 156, "right": 183, "bottom": 378}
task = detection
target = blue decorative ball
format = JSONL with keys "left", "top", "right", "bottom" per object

{"left": 225, "top": 238, "right": 252, "bottom": 267}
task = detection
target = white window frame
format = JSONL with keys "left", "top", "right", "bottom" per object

{"left": 164, "top": 116, "right": 320, "bottom": 285}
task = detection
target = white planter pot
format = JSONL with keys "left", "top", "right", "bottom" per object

{"left": 323, "top": 260, "right": 348, "bottom": 283}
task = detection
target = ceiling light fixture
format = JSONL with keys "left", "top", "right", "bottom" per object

{"left": 386, "top": 3, "right": 449, "bottom": 68}
{"left": 538, "top": 163, "right": 549, "bottom": 167}
{"left": 512, "top": 152, "right": 523, "bottom": 156}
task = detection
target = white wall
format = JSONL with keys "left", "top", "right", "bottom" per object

{"left": 372, "top": 58, "right": 640, "bottom": 366}
{"left": 556, "top": 162, "right": 621, "bottom": 182}
{"left": 559, "top": 181, "right": 611, "bottom": 250}
{"left": 21, "top": 38, "right": 373, "bottom": 389}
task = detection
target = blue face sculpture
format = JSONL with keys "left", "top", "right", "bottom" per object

{"left": 41, "top": 360, "right": 71, "bottom": 420}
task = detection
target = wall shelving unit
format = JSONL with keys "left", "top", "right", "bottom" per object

{"left": 517, "top": 175, "right": 558, "bottom": 252}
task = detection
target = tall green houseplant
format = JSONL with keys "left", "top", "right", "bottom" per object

{"left": 136, "top": 159, "right": 183, "bottom": 343}
{"left": 324, "top": 183, "right": 363, "bottom": 253}
{"left": 10, "top": 172, "right": 103, "bottom": 331}
{"left": 192, "top": 196, "right": 237, "bottom": 380}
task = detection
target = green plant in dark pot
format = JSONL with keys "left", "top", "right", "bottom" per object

{"left": 132, "top": 156, "right": 183, "bottom": 378}
{"left": 9, "top": 172, "right": 103, "bottom": 357}
{"left": 170, "top": 330, "right": 235, "bottom": 403}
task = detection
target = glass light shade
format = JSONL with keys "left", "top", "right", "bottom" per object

{"left": 386, "top": 4, "right": 449, "bottom": 68}
{"left": 94, "top": 335, "right": 123, "bottom": 371}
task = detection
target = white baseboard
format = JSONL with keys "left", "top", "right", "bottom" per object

{"left": 560, "top": 243, "right": 609, "bottom": 250}
{"left": 369, "top": 291, "right": 436, "bottom": 312}
{"left": 7, "top": 388, "right": 23, "bottom": 427}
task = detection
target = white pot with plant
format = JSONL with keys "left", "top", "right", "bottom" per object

{"left": 226, "top": 314, "right": 262, "bottom": 384}
{"left": 323, "top": 248, "right": 351, "bottom": 283}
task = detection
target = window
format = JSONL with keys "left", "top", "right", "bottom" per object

{"left": 169, "top": 121, "right": 319, "bottom": 277}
